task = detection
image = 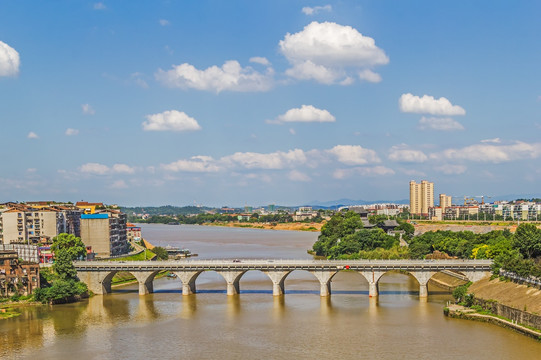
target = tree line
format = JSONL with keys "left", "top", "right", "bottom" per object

{"left": 312, "top": 212, "right": 541, "bottom": 278}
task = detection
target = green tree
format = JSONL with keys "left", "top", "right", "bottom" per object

{"left": 51, "top": 233, "right": 87, "bottom": 280}
{"left": 152, "top": 246, "right": 169, "bottom": 260}
{"left": 514, "top": 223, "right": 541, "bottom": 259}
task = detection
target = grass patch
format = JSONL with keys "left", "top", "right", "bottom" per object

{"left": 109, "top": 250, "right": 156, "bottom": 261}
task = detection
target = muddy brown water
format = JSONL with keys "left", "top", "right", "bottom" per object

{"left": 1, "top": 225, "right": 540, "bottom": 359}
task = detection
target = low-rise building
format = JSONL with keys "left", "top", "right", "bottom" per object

{"left": 0, "top": 250, "right": 40, "bottom": 297}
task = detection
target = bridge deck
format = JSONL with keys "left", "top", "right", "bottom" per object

{"left": 74, "top": 259, "right": 493, "bottom": 272}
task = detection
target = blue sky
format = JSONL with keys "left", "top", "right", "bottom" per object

{"left": 0, "top": 1, "right": 540, "bottom": 207}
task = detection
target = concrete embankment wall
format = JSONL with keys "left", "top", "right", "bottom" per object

{"left": 475, "top": 299, "right": 541, "bottom": 331}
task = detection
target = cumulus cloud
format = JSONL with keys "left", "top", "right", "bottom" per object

{"left": 399, "top": 93, "right": 465, "bottom": 116}
{"left": 481, "top": 138, "right": 501, "bottom": 143}
{"left": 358, "top": 69, "right": 382, "bottom": 83}
{"left": 79, "top": 163, "right": 109, "bottom": 175}
{"left": 279, "top": 22, "right": 388, "bottom": 84}
{"left": 434, "top": 164, "right": 467, "bottom": 175}
{"left": 418, "top": 116, "right": 464, "bottom": 131}
{"left": 268, "top": 105, "right": 336, "bottom": 124}
{"left": 111, "top": 164, "right": 135, "bottom": 174}
{"left": 388, "top": 145, "right": 428, "bottom": 163}
{"left": 288, "top": 170, "right": 311, "bottom": 182}
{"left": 79, "top": 163, "right": 135, "bottom": 175}
{"left": 0, "top": 41, "right": 20, "bottom": 77}
{"left": 155, "top": 60, "right": 273, "bottom": 93}
{"left": 327, "top": 145, "right": 380, "bottom": 165}
{"left": 285, "top": 60, "right": 343, "bottom": 84}
{"left": 222, "top": 149, "right": 307, "bottom": 169}
{"left": 82, "top": 104, "right": 95, "bottom": 115}
{"left": 159, "top": 19, "right": 170, "bottom": 26}
{"left": 333, "top": 166, "right": 394, "bottom": 179}
{"left": 162, "top": 156, "right": 221, "bottom": 172}
{"left": 143, "top": 110, "right": 202, "bottom": 132}
{"left": 249, "top": 57, "right": 271, "bottom": 66}
{"left": 302, "top": 5, "right": 332, "bottom": 15}
{"left": 433, "top": 141, "right": 541, "bottom": 163}
{"left": 65, "top": 128, "right": 79, "bottom": 136}
{"left": 27, "top": 132, "right": 38, "bottom": 139}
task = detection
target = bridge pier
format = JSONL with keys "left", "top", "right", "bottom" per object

{"left": 217, "top": 271, "right": 245, "bottom": 296}
{"left": 359, "top": 271, "right": 385, "bottom": 297}
{"left": 264, "top": 271, "right": 289, "bottom": 296}
{"left": 311, "top": 271, "right": 336, "bottom": 297}
{"left": 134, "top": 271, "right": 158, "bottom": 295}
{"left": 410, "top": 271, "right": 435, "bottom": 298}
{"left": 175, "top": 271, "right": 201, "bottom": 295}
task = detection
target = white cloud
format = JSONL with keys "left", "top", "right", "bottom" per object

{"left": 327, "top": 145, "right": 380, "bottom": 165}
{"left": 285, "top": 60, "right": 342, "bottom": 84}
{"left": 79, "top": 162, "right": 135, "bottom": 175}
{"left": 289, "top": 128, "right": 296, "bottom": 135}
{"left": 162, "top": 156, "right": 221, "bottom": 173}
{"left": 65, "top": 128, "right": 79, "bottom": 136}
{"left": 249, "top": 57, "right": 271, "bottom": 66}
{"left": 82, "top": 104, "right": 95, "bottom": 115}
{"left": 434, "top": 141, "right": 541, "bottom": 163}
{"left": 93, "top": 2, "right": 106, "bottom": 10}
{"left": 358, "top": 69, "right": 382, "bottom": 83}
{"left": 302, "top": 5, "right": 332, "bottom": 15}
{"left": 388, "top": 145, "right": 427, "bottom": 163}
{"left": 269, "top": 105, "right": 336, "bottom": 124}
{"left": 399, "top": 93, "right": 465, "bottom": 116}
{"left": 159, "top": 19, "right": 170, "bottom": 26}
{"left": 279, "top": 22, "right": 388, "bottom": 84}
{"left": 434, "top": 164, "right": 467, "bottom": 175}
{"left": 80, "top": 163, "right": 109, "bottom": 175}
{"left": 155, "top": 60, "right": 273, "bottom": 93}
{"left": 110, "top": 180, "right": 128, "bottom": 189}
{"left": 0, "top": 41, "right": 20, "bottom": 77}
{"left": 111, "top": 164, "right": 135, "bottom": 174}
{"left": 26, "top": 168, "right": 37, "bottom": 173}
{"left": 333, "top": 166, "right": 394, "bottom": 179}
{"left": 481, "top": 138, "right": 501, "bottom": 143}
{"left": 143, "top": 110, "right": 202, "bottom": 132}
{"left": 27, "top": 132, "right": 38, "bottom": 139}
{"left": 222, "top": 149, "right": 307, "bottom": 170}
{"left": 418, "top": 116, "right": 464, "bottom": 131}
{"left": 288, "top": 170, "right": 311, "bottom": 182}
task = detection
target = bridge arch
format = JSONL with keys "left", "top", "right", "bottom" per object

{"left": 327, "top": 270, "right": 370, "bottom": 295}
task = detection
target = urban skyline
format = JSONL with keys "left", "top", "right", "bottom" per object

{"left": 1, "top": 1, "right": 540, "bottom": 207}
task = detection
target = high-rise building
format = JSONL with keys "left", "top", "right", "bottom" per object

{"left": 439, "top": 194, "right": 452, "bottom": 211}
{"left": 409, "top": 180, "right": 434, "bottom": 215}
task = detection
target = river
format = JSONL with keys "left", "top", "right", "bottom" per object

{"left": 1, "top": 224, "right": 540, "bottom": 359}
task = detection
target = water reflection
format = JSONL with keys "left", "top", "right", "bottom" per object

{"left": 180, "top": 295, "right": 197, "bottom": 319}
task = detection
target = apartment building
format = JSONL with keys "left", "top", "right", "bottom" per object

{"left": 0, "top": 250, "right": 40, "bottom": 296}
{"left": 80, "top": 210, "right": 129, "bottom": 258}
{"left": 409, "top": 180, "right": 434, "bottom": 215}
{"left": 0, "top": 203, "right": 83, "bottom": 245}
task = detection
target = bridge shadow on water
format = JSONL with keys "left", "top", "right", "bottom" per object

{"left": 149, "top": 289, "right": 445, "bottom": 296}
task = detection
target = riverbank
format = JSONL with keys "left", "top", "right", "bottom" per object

{"left": 444, "top": 276, "right": 541, "bottom": 339}
{"left": 202, "top": 221, "right": 323, "bottom": 232}
{"left": 0, "top": 299, "right": 42, "bottom": 319}
{"left": 446, "top": 304, "right": 541, "bottom": 340}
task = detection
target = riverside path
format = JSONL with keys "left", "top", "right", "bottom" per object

{"left": 75, "top": 259, "right": 492, "bottom": 298}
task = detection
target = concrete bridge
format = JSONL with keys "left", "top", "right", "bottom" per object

{"left": 75, "top": 259, "right": 492, "bottom": 298}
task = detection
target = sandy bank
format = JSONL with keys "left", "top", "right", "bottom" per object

{"left": 203, "top": 222, "right": 323, "bottom": 232}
